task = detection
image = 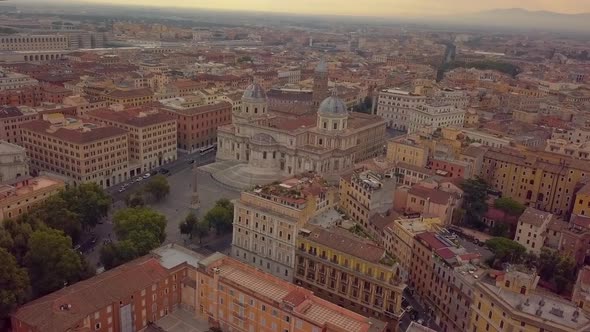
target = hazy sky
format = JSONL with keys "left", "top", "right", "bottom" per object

{"left": 72, "top": 0, "right": 590, "bottom": 16}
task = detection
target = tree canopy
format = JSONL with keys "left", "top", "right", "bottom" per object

{"left": 204, "top": 199, "right": 234, "bottom": 235}
{"left": 59, "top": 183, "right": 111, "bottom": 228}
{"left": 144, "top": 175, "right": 170, "bottom": 202}
{"left": 494, "top": 197, "right": 525, "bottom": 216}
{"left": 460, "top": 177, "right": 490, "bottom": 227}
{"left": 0, "top": 248, "right": 30, "bottom": 322}
{"left": 101, "top": 207, "right": 167, "bottom": 270}
{"left": 485, "top": 237, "right": 526, "bottom": 265}
{"left": 24, "top": 229, "right": 84, "bottom": 297}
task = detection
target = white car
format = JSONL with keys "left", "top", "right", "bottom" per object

{"left": 118, "top": 187, "right": 126, "bottom": 193}
{"left": 143, "top": 173, "right": 151, "bottom": 179}
{"left": 135, "top": 177, "right": 143, "bottom": 182}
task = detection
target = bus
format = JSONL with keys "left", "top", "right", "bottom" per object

{"left": 199, "top": 144, "right": 217, "bottom": 155}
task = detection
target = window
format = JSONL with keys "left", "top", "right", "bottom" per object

{"left": 95, "top": 323, "right": 101, "bottom": 330}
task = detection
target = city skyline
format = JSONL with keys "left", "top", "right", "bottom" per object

{"left": 20, "top": 0, "right": 590, "bottom": 17}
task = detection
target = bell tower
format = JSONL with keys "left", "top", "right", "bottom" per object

{"left": 312, "top": 58, "right": 329, "bottom": 110}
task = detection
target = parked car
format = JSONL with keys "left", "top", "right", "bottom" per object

{"left": 135, "top": 177, "right": 143, "bottom": 182}
{"left": 417, "top": 319, "right": 424, "bottom": 325}
{"left": 118, "top": 187, "right": 126, "bottom": 193}
{"left": 143, "top": 173, "right": 151, "bottom": 179}
{"left": 188, "top": 160, "right": 195, "bottom": 164}
{"left": 160, "top": 168, "right": 170, "bottom": 175}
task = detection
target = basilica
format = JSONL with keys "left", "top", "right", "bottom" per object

{"left": 213, "top": 62, "right": 386, "bottom": 186}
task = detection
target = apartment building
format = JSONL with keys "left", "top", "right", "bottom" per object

{"left": 160, "top": 101, "right": 232, "bottom": 152}
{"left": 393, "top": 162, "right": 434, "bottom": 187}
{"left": 393, "top": 185, "right": 457, "bottom": 225}
{"left": 469, "top": 267, "right": 590, "bottom": 332}
{"left": 294, "top": 226, "right": 405, "bottom": 328}
{"left": 104, "top": 88, "right": 155, "bottom": 107}
{"left": 386, "top": 137, "right": 429, "bottom": 168}
{"left": 0, "top": 141, "right": 29, "bottom": 183}
{"left": 429, "top": 157, "right": 472, "bottom": 179}
{"left": 86, "top": 108, "right": 177, "bottom": 175}
{"left": 0, "top": 106, "right": 39, "bottom": 144}
{"left": 339, "top": 168, "right": 396, "bottom": 240}
{"left": 376, "top": 89, "right": 425, "bottom": 130}
{"left": 479, "top": 148, "right": 590, "bottom": 217}
{"left": 231, "top": 174, "right": 338, "bottom": 281}
{"left": 514, "top": 207, "right": 554, "bottom": 254}
{"left": 0, "top": 34, "right": 69, "bottom": 51}
{"left": 407, "top": 104, "right": 465, "bottom": 135}
{"left": 0, "top": 176, "right": 64, "bottom": 222}
{"left": 12, "top": 245, "right": 191, "bottom": 332}
{"left": 383, "top": 217, "right": 433, "bottom": 274}
{"left": 195, "top": 252, "right": 387, "bottom": 332}
{"left": 20, "top": 116, "right": 129, "bottom": 188}
{"left": 0, "top": 69, "right": 38, "bottom": 91}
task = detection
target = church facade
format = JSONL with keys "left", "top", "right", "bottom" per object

{"left": 216, "top": 66, "right": 386, "bottom": 181}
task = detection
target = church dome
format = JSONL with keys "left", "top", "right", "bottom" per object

{"left": 242, "top": 82, "right": 266, "bottom": 101}
{"left": 318, "top": 89, "right": 347, "bottom": 116}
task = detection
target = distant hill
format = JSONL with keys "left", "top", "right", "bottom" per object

{"left": 433, "top": 8, "right": 590, "bottom": 33}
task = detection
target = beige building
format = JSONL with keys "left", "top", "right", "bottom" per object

{"left": 376, "top": 88, "right": 426, "bottom": 130}
{"left": 0, "top": 34, "right": 69, "bottom": 51}
{"left": 295, "top": 225, "right": 406, "bottom": 328}
{"left": 0, "top": 68, "right": 38, "bottom": 91}
{"left": 86, "top": 108, "right": 177, "bottom": 175}
{"left": 339, "top": 167, "right": 396, "bottom": 241}
{"left": 20, "top": 115, "right": 129, "bottom": 188}
{"left": 0, "top": 176, "right": 64, "bottom": 222}
{"left": 0, "top": 141, "right": 29, "bottom": 183}
{"left": 231, "top": 174, "right": 338, "bottom": 281}
{"left": 386, "top": 137, "right": 429, "bottom": 168}
{"left": 514, "top": 207, "right": 554, "bottom": 254}
{"left": 407, "top": 104, "right": 465, "bottom": 134}
{"left": 394, "top": 185, "right": 457, "bottom": 225}
{"left": 469, "top": 267, "right": 590, "bottom": 332}
{"left": 573, "top": 266, "right": 590, "bottom": 314}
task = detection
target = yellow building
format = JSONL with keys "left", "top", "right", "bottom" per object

{"left": 20, "top": 115, "right": 129, "bottom": 188}
{"left": 294, "top": 225, "right": 405, "bottom": 328}
{"left": 480, "top": 148, "right": 590, "bottom": 217}
{"left": 231, "top": 174, "right": 337, "bottom": 281}
{"left": 0, "top": 176, "right": 64, "bottom": 222}
{"left": 86, "top": 108, "right": 177, "bottom": 175}
{"left": 469, "top": 267, "right": 590, "bottom": 332}
{"left": 572, "top": 182, "right": 590, "bottom": 217}
{"left": 195, "top": 252, "right": 387, "bottom": 332}
{"left": 386, "top": 137, "right": 429, "bottom": 167}
{"left": 104, "top": 88, "right": 154, "bottom": 107}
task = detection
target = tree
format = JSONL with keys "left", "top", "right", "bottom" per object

{"left": 1, "top": 219, "right": 33, "bottom": 265}
{"left": 179, "top": 212, "right": 198, "bottom": 238}
{"left": 460, "top": 177, "right": 490, "bottom": 227}
{"left": 494, "top": 197, "right": 525, "bottom": 216}
{"left": 100, "top": 240, "right": 138, "bottom": 270}
{"left": 485, "top": 237, "right": 526, "bottom": 265}
{"left": 24, "top": 229, "right": 84, "bottom": 296}
{"left": 192, "top": 220, "right": 210, "bottom": 244}
{"left": 0, "top": 248, "right": 30, "bottom": 323}
{"left": 30, "top": 196, "right": 82, "bottom": 243}
{"left": 125, "top": 192, "right": 145, "bottom": 207}
{"left": 114, "top": 207, "right": 167, "bottom": 243}
{"left": 144, "top": 175, "right": 170, "bottom": 201}
{"left": 490, "top": 223, "right": 509, "bottom": 238}
{"left": 204, "top": 200, "right": 234, "bottom": 235}
{"left": 59, "top": 183, "right": 111, "bottom": 229}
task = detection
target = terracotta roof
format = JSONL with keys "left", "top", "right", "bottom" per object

{"left": 270, "top": 114, "right": 316, "bottom": 131}
{"left": 407, "top": 185, "right": 452, "bottom": 205}
{"left": 13, "top": 257, "right": 169, "bottom": 332}
{"left": 572, "top": 215, "right": 590, "bottom": 230}
{"left": 304, "top": 226, "right": 385, "bottom": 263}
{"left": 20, "top": 120, "right": 128, "bottom": 144}
{"left": 347, "top": 112, "right": 385, "bottom": 129}
{"left": 415, "top": 232, "right": 447, "bottom": 250}
{"left": 160, "top": 101, "right": 232, "bottom": 116}
{"left": 87, "top": 108, "right": 175, "bottom": 128}
{"left": 370, "top": 212, "right": 397, "bottom": 232}
{"left": 106, "top": 88, "right": 153, "bottom": 99}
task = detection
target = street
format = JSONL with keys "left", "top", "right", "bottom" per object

{"left": 82, "top": 150, "right": 240, "bottom": 267}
